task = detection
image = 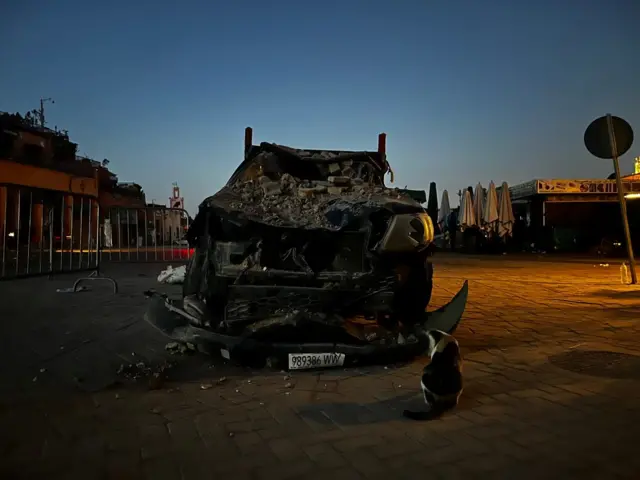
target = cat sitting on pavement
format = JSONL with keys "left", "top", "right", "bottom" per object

{"left": 402, "top": 329, "right": 463, "bottom": 421}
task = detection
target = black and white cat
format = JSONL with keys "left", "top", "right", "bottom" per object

{"left": 403, "top": 329, "right": 463, "bottom": 421}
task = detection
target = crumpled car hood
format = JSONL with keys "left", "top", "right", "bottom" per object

{"left": 201, "top": 183, "right": 425, "bottom": 232}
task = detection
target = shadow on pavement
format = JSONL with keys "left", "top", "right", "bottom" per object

{"left": 549, "top": 349, "right": 640, "bottom": 380}
{"left": 296, "top": 389, "right": 484, "bottom": 426}
{"left": 296, "top": 391, "right": 420, "bottom": 426}
{"left": 588, "top": 288, "right": 640, "bottom": 299}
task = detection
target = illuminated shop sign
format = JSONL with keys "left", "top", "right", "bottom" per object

{"left": 535, "top": 179, "right": 640, "bottom": 195}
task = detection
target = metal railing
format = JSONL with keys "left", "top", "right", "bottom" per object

{"left": 0, "top": 186, "right": 192, "bottom": 291}
{"left": 0, "top": 184, "right": 103, "bottom": 280}
{"left": 100, "top": 206, "right": 193, "bottom": 263}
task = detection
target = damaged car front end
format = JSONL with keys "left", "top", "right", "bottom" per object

{"left": 145, "top": 129, "right": 468, "bottom": 369}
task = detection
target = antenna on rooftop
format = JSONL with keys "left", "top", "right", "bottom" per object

{"left": 39, "top": 97, "right": 54, "bottom": 127}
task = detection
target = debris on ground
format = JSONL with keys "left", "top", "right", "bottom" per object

{"left": 157, "top": 265, "right": 186, "bottom": 284}
{"left": 56, "top": 286, "right": 90, "bottom": 293}
{"left": 116, "top": 360, "right": 174, "bottom": 386}
{"left": 165, "top": 341, "right": 196, "bottom": 355}
{"left": 266, "top": 357, "right": 280, "bottom": 369}
{"left": 148, "top": 373, "right": 165, "bottom": 390}
{"left": 200, "top": 383, "right": 213, "bottom": 390}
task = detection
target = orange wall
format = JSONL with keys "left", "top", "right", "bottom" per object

{"left": 0, "top": 159, "right": 97, "bottom": 197}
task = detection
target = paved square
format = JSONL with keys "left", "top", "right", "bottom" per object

{"left": 1, "top": 255, "right": 639, "bottom": 479}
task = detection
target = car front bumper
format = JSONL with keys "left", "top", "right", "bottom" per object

{"left": 144, "top": 281, "right": 468, "bottom": 368}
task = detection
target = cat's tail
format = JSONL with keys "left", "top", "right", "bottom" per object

{"left": 402, "top": 409, "right": 446, "bottom": 421}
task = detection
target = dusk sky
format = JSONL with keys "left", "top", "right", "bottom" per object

{"left": 2, "top": 0, "right": 639, "bottom": 214}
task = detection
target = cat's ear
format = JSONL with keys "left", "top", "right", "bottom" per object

{"left": 436, "top": 335, "right": 452, "bottom": 354}
{"left": 427, "top": 330, "right": 443, "bottom": 354}
{"left": 426, "top": 332, "right": 437, "bottom": 356}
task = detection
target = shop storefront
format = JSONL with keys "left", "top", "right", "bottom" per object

{"left": 510, "top": 178, "right": 640, "bottom": 253}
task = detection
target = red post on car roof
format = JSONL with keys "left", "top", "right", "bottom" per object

{"left": 244, "top": 127, "right": 253, "bottom": 156}
{"left": 378, "top": 133, "right": 387, "bottom": 157}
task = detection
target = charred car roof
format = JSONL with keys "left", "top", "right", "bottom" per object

{"left": 228, "top": 142, "right": 391, "bottom": 186}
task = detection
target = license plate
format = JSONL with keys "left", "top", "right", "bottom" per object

{"left": 288, "top": 353, "right": 345, "bottom": 370}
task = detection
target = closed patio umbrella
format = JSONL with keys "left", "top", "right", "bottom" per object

{"left": 473, "top": 183, "right": 484, "bottom": 228}
{"left": 482, "top": 181, "right": 499, "bottom": 231}
{"left": 497, "top": 181, "right": 516, "bottom": 238}
{"left": 437, "top": 190, "right": 451, "bottom": 231}
{"left": 459, "top": 189, "right": 476, "bottom": 230}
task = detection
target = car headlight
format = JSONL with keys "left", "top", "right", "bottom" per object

{"left": 376, "top": 213, "right": 434, "bottom": 253}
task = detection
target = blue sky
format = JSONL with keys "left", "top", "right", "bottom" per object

{"left": 2, "top": 0, "right": 639, "bottom": 214}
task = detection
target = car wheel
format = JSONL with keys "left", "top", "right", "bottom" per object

{"left": 393, "top": 257, "right": 433, "bottom": 325}
{"left": 183, "top": 246, "right": 204, "bottom": 297}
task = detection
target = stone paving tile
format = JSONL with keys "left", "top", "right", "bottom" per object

{"left": 1, "top": 257, "right": 640, "bottom": 478}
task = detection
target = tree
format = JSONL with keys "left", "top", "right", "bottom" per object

{"left": 427, "top": 182, "right": 439, "bottom": 227}
{"left": 22, "top": 109, "right": 40, "bottom": 127}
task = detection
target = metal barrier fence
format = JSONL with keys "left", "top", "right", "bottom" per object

{"left": 0, "top": 184, "right": 102, "bottom": 281}
{"left": 0, "top": 185, "right": 193, "bottom": 289}
{"left": 100, "top": 206, "right": 193, "bottom": 263}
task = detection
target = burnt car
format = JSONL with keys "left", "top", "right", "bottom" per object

{"left": 145, "top": 128, "right": 468, "bottom": 369}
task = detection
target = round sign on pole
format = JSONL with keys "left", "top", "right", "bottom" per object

{"left": 584, "top": 114, "right": 637, "bottom": 284}
{"left": 584, "top": 115, "right": 634, "bottom": 160}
